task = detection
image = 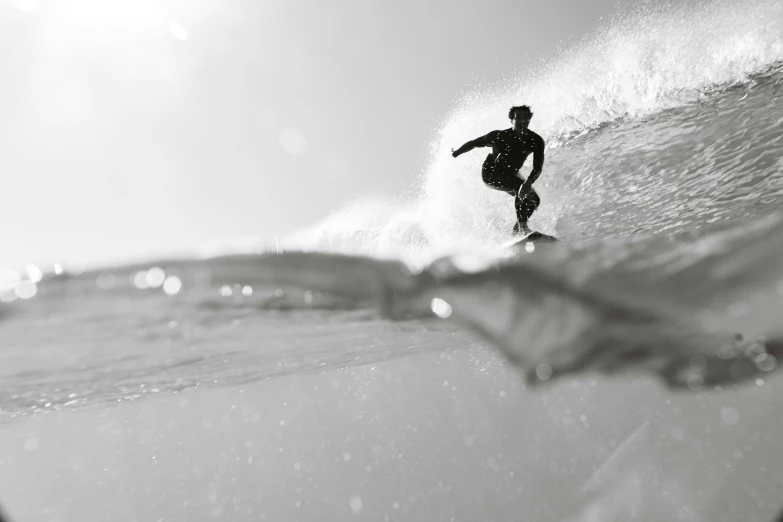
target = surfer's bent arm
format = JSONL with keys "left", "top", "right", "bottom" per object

{"left": 521, "top": 142, "right": 545, "bottom": 192}
{"left": 451, "top": 132, "right": 496, "bottom": 158}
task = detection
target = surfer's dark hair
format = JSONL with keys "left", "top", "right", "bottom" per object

{"left": 509, "top": 105, "right": 533, "bottom": 119}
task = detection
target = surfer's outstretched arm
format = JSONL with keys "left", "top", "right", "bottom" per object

{"left": 451, "top": 131, "right": 497, "bottom": 157}
{"left": 521, "top": 139, "right": 545, "bottom": 193}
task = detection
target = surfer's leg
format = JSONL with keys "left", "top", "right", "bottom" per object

{"left": 482, "top": 166, "right": 521, "bottom": 196}
{"left": 483, "top": 177, "right": 519, "bottom": 197}
{"left": 515, "top": 188, "right": 540, "bottom": 234}
{"left": 483, "top": 167, "right": 528, "bottom": 233}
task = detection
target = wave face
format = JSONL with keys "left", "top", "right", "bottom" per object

{"left": 289, "top": 0, "right": 783, "bottom": 259}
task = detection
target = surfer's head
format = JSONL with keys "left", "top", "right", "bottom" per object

{"left": 509, "top": 105, "right": 533, "bottom": 130}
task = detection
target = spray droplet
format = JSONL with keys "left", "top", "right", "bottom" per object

{"left": 535, "top": 364, "right": 553, "bottom": 381}
{"left": 721, "top": 407, "right": 740, "bottom": 426}
{"left": 349, "top": 496, "right": 363, "bottom": 514}
{"left": 431, "top": 298, "right": 452, "bottom": 318}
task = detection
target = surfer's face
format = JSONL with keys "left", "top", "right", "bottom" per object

{"left": 512, "top": 111, "right": 532, "bottom": 129}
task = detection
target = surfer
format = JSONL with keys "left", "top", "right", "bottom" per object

{"left": 451, "top": 105, "right": 545, "bottom": 236}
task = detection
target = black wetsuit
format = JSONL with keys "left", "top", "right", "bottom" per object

{"left": 478, "top": 128, "right": 545, "bottom": 230}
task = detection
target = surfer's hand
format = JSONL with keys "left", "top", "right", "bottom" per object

{"left": 451, "top": 148, "right": 459, "bottom": 158}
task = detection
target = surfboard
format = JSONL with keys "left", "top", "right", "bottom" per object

{"left": 502, "top": 231, "right": 558, "bottom": 248}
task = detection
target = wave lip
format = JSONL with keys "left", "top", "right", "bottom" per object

{"left": 501, "top": 0, "right": 783, "bottom": 135}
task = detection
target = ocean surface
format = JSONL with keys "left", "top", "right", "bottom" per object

{"left": 2, "top": 0, "right": 783, "bottom": 520}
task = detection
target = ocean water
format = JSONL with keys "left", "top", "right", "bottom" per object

{"left": 2, "top": 0, "right": 783, "bottom": 521}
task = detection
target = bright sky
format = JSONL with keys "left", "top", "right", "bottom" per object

{"left": 0, "top": 0, "right": 630, "bottom": 270}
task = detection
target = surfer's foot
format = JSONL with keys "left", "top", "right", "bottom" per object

{"left": 512, "top": 222, "right": 532, "bottom": 236}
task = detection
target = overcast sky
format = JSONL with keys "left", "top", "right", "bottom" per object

{"left": 0, "top": 0, "right": 633, "bottom": 269}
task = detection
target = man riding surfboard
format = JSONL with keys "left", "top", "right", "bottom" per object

{"left": 451, "top": 105, "right": 545, "bottom": 237}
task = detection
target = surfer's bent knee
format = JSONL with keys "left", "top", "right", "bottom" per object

{"left": 482, "top": 167, "right": 522, "bottom": 195}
